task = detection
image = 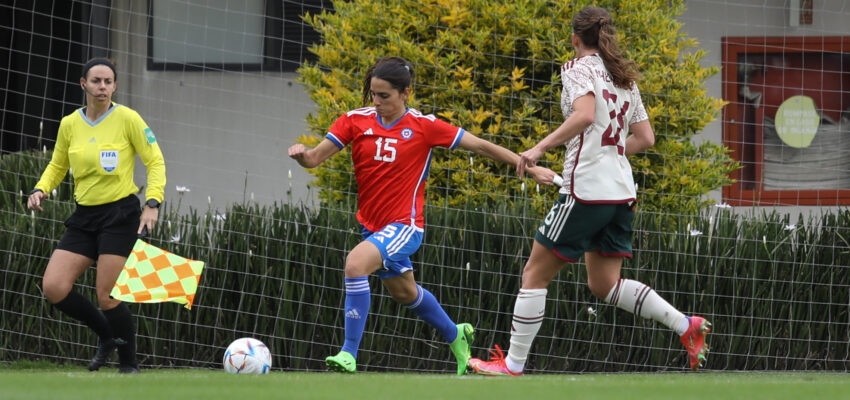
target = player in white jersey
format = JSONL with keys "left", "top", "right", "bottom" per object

{"left": 469, "top": 6, "right": 711, "bottom": 376}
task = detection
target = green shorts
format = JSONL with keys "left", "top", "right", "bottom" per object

{"left": 534, "top": 194, "right": 634, "bottom": 262}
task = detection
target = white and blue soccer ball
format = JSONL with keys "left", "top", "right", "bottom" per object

{"left": 223, "top": 337, "right": 272, "bottom": 374}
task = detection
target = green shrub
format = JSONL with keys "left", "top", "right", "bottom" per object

{"left": 298, "top": 0, "right": 738, "bottom": 214}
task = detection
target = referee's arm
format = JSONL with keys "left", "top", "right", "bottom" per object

{"left": 132, "top": 131, "right": 166, "bottom": 203}
{"left": 33, "top": 121, "right": 72, "bottom": 195}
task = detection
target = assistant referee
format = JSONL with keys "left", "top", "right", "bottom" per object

{"left": 27, "top": 58, "right": 166, "bottom": 373}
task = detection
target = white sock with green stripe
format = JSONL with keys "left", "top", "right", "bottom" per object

{"left": 506, "top": 288, "right": 547, "bottom": 373}
{"left": 605, "top": 278, "right": 689, "bottom": 336}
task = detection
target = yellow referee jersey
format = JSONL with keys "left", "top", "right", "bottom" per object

{"left": 35, "top": 103, "right": 166, "bottom": 206}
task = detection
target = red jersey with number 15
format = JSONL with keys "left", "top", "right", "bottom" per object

{"left": 326, "top": 107, "right": 465, "bottom": 232}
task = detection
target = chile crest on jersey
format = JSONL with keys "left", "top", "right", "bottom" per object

{"left": 400, "top": 128, "right": 414, "bottom": 140}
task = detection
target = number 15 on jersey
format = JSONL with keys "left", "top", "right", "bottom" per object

{"left": 374, "top": 137, "right": 397, "bottom": 162}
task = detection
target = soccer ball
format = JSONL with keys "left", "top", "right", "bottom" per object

{"left": 222, "top": 337, "right": 272, "bottom": 374}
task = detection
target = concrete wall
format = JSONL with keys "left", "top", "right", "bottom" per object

{"left": 111, "top": 0, "right": 317, "bottom": 213}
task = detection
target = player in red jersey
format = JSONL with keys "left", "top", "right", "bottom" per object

{"left": 289, "top": 56, "right": 557, "bottom": 374}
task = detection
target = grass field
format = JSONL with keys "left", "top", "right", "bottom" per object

{"left": 2, "top": 363, "right": 848, "bottom": 400}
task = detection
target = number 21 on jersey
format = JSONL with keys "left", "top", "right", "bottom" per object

{"left": 374, "top": 137, "right": 397, "bottom": 162}
{"left": 601, "top": 89, "right": 629, "bottom": 155}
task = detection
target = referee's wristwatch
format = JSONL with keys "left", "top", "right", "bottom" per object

{"left": 145, "top": 199, "right": 160, "bottom": 209}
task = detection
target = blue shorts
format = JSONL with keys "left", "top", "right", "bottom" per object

{"left": 362, "top": 223, "right": 423, "bottom": 279}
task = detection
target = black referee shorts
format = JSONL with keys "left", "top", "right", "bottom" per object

{"left": 56, "top": 195, "right": 141, "bottom": 259}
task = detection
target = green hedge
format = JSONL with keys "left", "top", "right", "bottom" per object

{"left": 2, "top": 150, "right": 848, "bottom": 372}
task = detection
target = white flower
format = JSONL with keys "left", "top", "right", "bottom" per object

{"left": 465, "top": 262, "right": 470, "bottom": 271}
{"left": 214, "top": 213, "right": 226, "bottom": 221}
{"left": 248, "top": 250, "right": 253, "bottom": 257}
{"left": 587, "top": 307, "right": 597, "bottom": 317}
{"left": 536, "top": 184, "right": 540, "bottom": 194}
{"left": 175, "top": 186, "right": 190, "bottom": 193}
{"left": 521, "top": 182, "right": 526, "bottom": 192}
{"left": 208, "top": 196, "right": 211, "bottom": 205}
{"left": 288, "top": 169, "right": 292, "bottom": 180}
{"left": 763, "top": 235, "right": 767, "bottom": 245}
{"left": 715, "top": 202, "right": 731, "bottom": 209}
{"left": 784, "top": 224, "right": 796, "bottom": 231}
{"left": 170, "top": 234, "right": 180, "bottom": 242}
{"left": 42, "top": 145, "right": 47, "bottom": 154}
{"left": 687, "top": 223, "right": 702, "bottom": 236}
{"left": 51, "top": 189, "right": 57, "bottom": 197}
{"left": 251, "top": 192, "right": 255, "bottom": 201}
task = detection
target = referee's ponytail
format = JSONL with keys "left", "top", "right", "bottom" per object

{"left": 362, "top": 57, "right": 414, "bottom": 105}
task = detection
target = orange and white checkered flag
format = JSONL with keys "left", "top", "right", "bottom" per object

{"left": 110, "top": 239, "right": 205, "bottom": 309}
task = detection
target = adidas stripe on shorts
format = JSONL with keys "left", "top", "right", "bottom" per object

{"left": 534, "top": 194, "right": 634, "bottom": 262}
{"left": 362, "top": 222, "right": 423, "bottom": 279}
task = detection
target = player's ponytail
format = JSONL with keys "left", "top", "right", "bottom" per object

{"left": 362, "top": 57, "right": 414, "bottom": 105}
{"left": 572, "top": 7, "right": 639, "bottom": 89}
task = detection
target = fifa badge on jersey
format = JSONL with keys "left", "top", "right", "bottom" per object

{"left": 401, "top": 128, "right": 414, "bottom": 140}
{"left": 100, "top": 150, "right": 119, "bottom": 172}
{"left": 144, "top": 127, "right": 157, "bottom": 144}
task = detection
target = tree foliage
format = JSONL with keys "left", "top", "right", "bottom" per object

{"left": 298, "top": 0, "right": 738, "bottom": 214}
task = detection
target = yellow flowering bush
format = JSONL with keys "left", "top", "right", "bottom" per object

{"left": 298, "top": 0, "right": 737, "bottom": 214}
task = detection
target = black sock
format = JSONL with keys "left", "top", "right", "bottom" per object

{"left": 103, "top": 302, "right": 137, "bottom": 367}
{"left": 52, "top": 290, "right": 112, "bottom": 340}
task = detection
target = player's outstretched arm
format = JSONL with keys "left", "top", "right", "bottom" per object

{"left": 288, "top": 139, "right": 340, "bottom": 169}
{"left": 456, "top": 132, "right": 521, "bottom": 167}
{"left": 456, "top": 133, "right": 559, "bottom": 186}
{"left": 525, "top": 166, "right": 560, "bottom": 187}
{"left": 518, "top": 94, "right": 595, "bottom": 177}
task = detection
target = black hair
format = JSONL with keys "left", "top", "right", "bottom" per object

{"left": 82, "top": 58, "right": 117, "bottom": 80}
{"left": 362, "top": 57, "right": 414, "bottom": 105}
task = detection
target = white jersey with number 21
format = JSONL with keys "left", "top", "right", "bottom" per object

{"left": 559, "top": 54, "right": 648, "bottom": 204}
